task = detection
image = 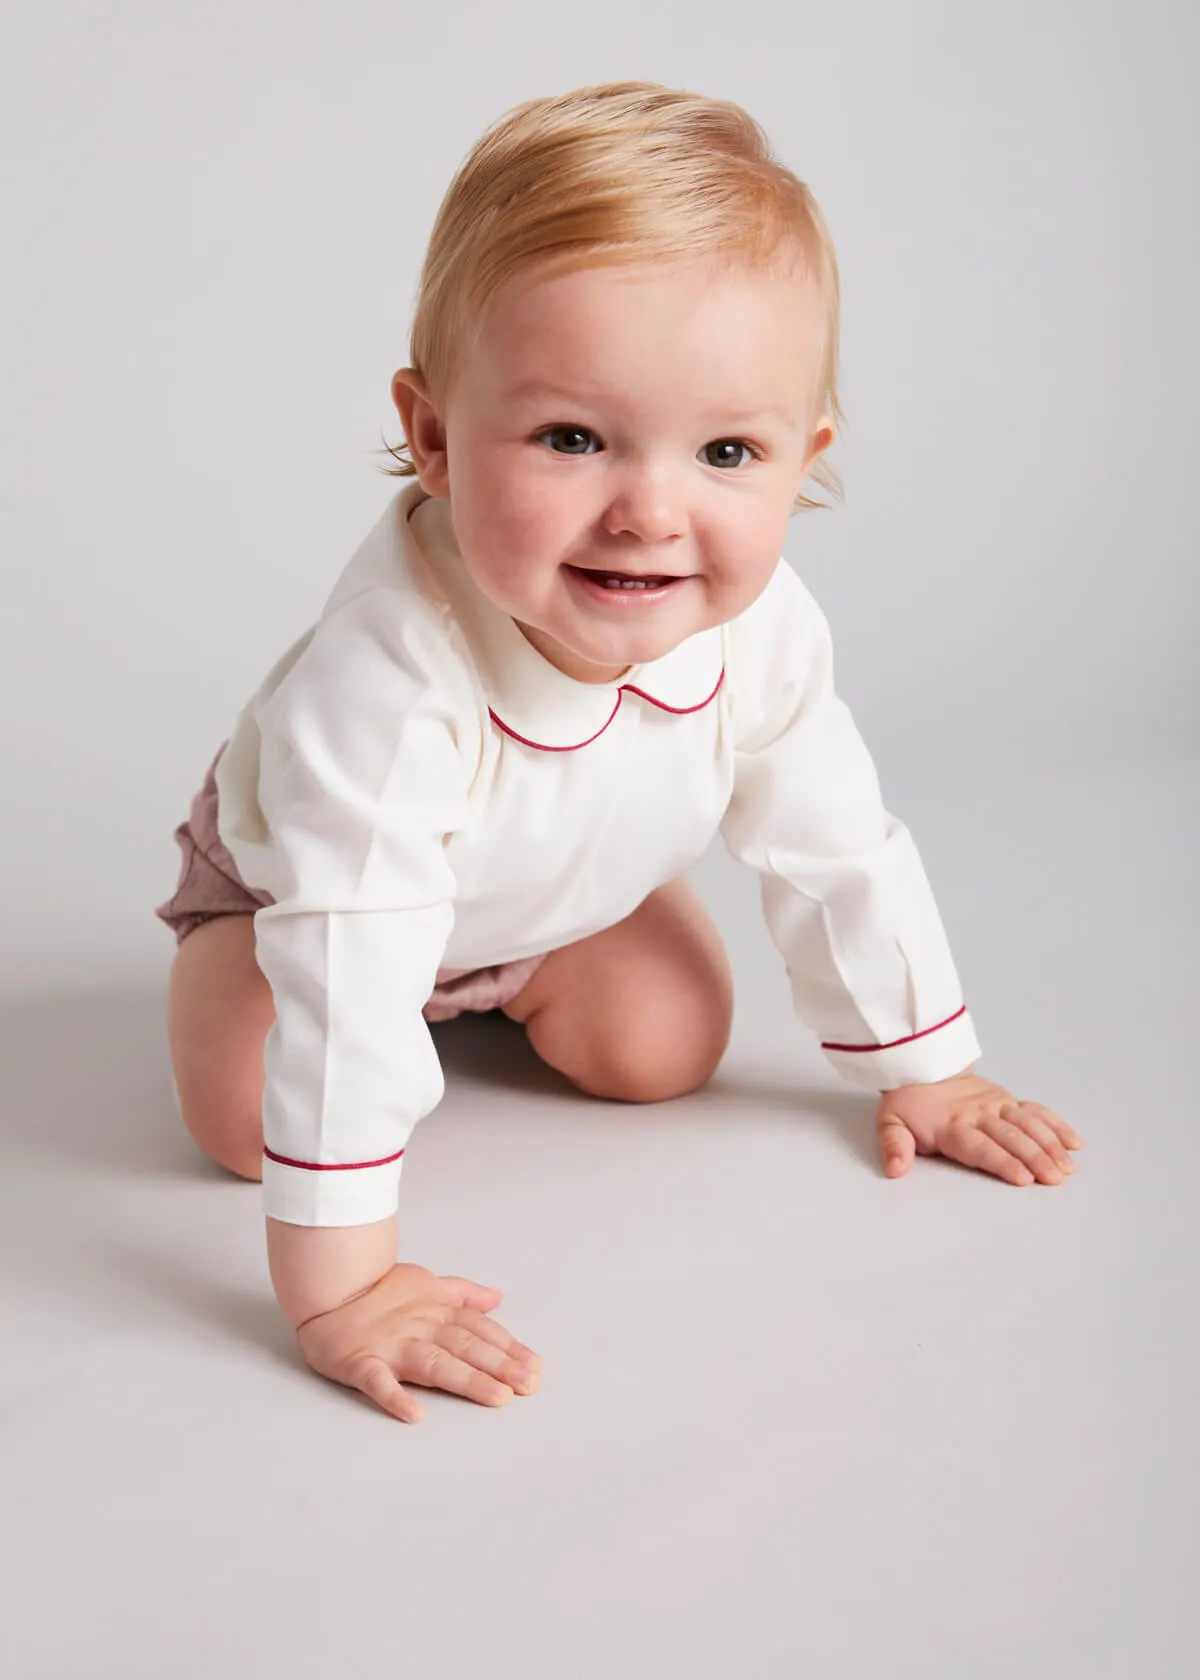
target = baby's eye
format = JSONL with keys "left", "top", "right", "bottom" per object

{"left": 538, "top": 425, "right": 598, "bottom": 455}
{"left": 702, "top": 439, "right": 757, "bottom": 469}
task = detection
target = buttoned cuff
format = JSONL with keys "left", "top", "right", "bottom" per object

{"left": 261, "top": 1150, "right": 406, "bottom": 1227}
{"left": 821, "top": 1006, "right": 982, "bottom": 1092}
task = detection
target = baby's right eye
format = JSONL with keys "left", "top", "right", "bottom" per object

{"left": 537, "top": 425, "right": 598, "bottom": 455}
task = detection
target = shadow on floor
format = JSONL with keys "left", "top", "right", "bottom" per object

{"left": 1, "top": 977, "right": 894, "bottom": 1390}
{"left": 1, "top": 977, "right": 882, "bottom": 1182}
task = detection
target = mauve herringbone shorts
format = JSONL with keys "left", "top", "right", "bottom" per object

{"left": 153, "top": 742, "right": 547, "bottom": 1023}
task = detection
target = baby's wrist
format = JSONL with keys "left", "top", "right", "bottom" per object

{"left": 881, "top": 1063, "right": 976, "bottom": 1094}
{"left": 266, "top": 1213, "right": 398, "bottom": 1329}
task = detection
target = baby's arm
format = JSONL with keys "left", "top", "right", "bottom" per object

{"left": 267, "top": 1216, "right": 542, "bottom": 1424}
{"left": 721, "top": 563, "right": 1083, "bottom": 1186}
{"left": 229, "top": 585, "right": 543, "bottom": 1414}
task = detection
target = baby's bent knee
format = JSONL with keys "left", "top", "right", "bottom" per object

{"left": 167, "top": 915, "right": 273, "bottom": 1185}
{"left": 561, "top": 977, "right": 732, "bottom": 1104}
{"left": 177, "top": 1090, "right": 264, "bottom": 1181}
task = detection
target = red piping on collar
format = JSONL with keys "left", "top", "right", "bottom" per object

{"left": 820, "top": 1004, "right": 967, "bottom": 1053}
{"left": 489, "top": 667, "right": 725, "bottom": 753}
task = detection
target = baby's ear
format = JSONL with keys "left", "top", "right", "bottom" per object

{"left": 806, "top": 415, "right": 837, "bottom": 462}
{"left": 391, "top": 369, "right": 450, "bottom": 497}
{"left": 391, "top": 366, "right": 425, "bottom": 407}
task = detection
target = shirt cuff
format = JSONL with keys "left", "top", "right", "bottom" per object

{"left": 261, "top": 1149, "right": 406, "bottom": 1227}
{"left": 820, "top": 1005, "right": 982, "bottom": 1092}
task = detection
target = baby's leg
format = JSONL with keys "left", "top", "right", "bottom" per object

{"left": 502, "top": 877, "right": 734, "bottom": 1102}
{"left": 165, "top": 878, "right": 733, "bottom": 1184}
{"left": 167, "top": 913, "right": 272, "bottom": 1181}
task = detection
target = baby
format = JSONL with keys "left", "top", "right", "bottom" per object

{"left": 156, "top": 81, "right": 1083, "bottom": 1425}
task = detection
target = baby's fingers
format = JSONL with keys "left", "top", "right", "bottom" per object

{"left": 978, "top": 1114, "right": 1064, "bottom": 1185}
{"left": 398, "top": 1340, "right": 515, "bottom": 1409}
{"left": 876, "top": 1114, "right": 916, "bottom": 1178}
{"left": 940, "top": 1120, "right": 1035, "bottom": 1187}
{"left": 1001, "top": 1105, "right": 1077, "bottom": 1175}
{"left": 434, "top": 1322, "right": 540, "bottom": 1396}
{"left": 453, "top": 1306, "right": 543, "bottom": 1370}
{"left": 437, "top": 1274, "right": 504, "bottom": 1312}
{"left": 348, "top": 1354, "right": 425, "bottom": 1425}
{"left": 1024, "top": 1103, "right": 1084, "bottom": 1150}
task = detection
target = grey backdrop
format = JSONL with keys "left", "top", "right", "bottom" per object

{"left": 2, "top": 3, "right": 1197, "bottom": 1677}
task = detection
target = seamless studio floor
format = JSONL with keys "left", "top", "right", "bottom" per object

{"left": 2, "top": 752, "right": 1196, "bottom": 1679}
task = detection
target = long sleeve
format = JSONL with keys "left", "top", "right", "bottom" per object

{"left": 719, "top": 562, "right": 981, "bottom": 1091}
{"left": 215, "top": 584, "right": 478, "bottom": 1226}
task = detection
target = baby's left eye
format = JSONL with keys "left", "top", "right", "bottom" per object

{"left": 539, "top": 425, "right": 597, "bottom": 455}
{"left": 702, "top": 439, "right": 757, "bottom": 469}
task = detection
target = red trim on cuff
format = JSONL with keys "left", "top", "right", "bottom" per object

{"left": 821, "top": 1004, "right": 967, "bottom": 1054}
{"left": 262, "top": 1146, "right": 405, "bottom": 1172}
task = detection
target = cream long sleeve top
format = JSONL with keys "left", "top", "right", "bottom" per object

{"left": 214, "top": 481, "right": 982, "bottom": 1227}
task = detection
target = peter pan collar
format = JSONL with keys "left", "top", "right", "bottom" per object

{"left": 398, "top": 484, "right": 725, "bottom": 753}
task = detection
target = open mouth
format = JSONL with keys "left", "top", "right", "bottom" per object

{"left": 566, "top": 565, "right": 684, "bottom": 598}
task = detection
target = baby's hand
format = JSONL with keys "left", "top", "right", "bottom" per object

{"left": 295, "top": 1262, "right": 543, "bottom": 1424}
{"left": 874, "top": 1070, "right": 1084, "bottom": 1187}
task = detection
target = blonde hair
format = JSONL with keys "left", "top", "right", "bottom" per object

{"left": 375, "top": 80, "right": 844, "bottom": 514}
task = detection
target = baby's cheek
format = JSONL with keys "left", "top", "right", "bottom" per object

{"left": 708, "top": 551, "right": 776, "bottom": 615}
{"left": 485, "top": 507, "right": 553, "bottom": 572}
{"left": 453, "top": 487, "right": 537, "bottom": 567}
{"left": 464, "top": 521, "right": 560, "bottom": 615}
{"left": 475, "top": 488, "right": 554, "bottom": 556}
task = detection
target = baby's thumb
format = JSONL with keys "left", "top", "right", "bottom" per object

{"left": 877, "top": 1113, "right": 915, "bottom": 1178}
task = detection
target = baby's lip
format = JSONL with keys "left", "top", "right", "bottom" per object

{"left": 567, "top": 564, "right": 684, "bottom": 582}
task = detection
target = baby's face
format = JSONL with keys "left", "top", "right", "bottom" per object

{"left": 395, "top": 253, "right": 834, "bottom": 682}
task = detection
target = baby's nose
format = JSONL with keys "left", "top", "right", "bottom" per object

{"left": 602, "top": 474, "right": 688, "bottom": 544}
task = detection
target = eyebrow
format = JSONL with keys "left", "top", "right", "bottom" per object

{"left": 503, "top": 379, "right": 795, "bottom": 426}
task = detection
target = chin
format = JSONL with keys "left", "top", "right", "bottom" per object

{"left": 592, "top": 635, "right": 681, "bottom": 670}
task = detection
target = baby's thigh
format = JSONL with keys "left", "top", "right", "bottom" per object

{"left": 502, "top": 877, "right": 733, "bottom": 1102}
{"left": 167, "top": 913, "right": 275, "bottom": 1180}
